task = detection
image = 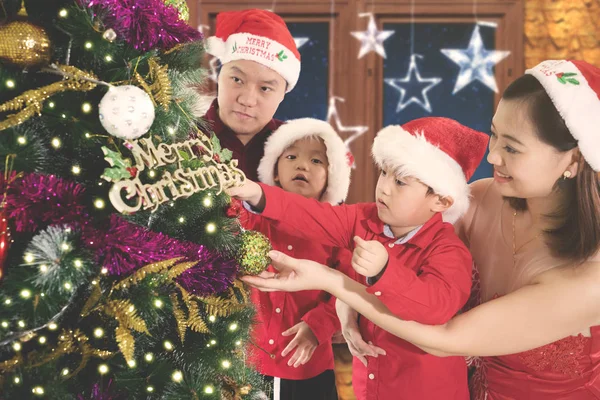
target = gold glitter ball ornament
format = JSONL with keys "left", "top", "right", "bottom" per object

{"left": 237, "top": 231, "right": 272, "bottom": 275}
{"left": 0, "top": 21, "right": 52, "bottom": 68}
{"left": 163, "top": 0, "right": 189, "bottom": 21}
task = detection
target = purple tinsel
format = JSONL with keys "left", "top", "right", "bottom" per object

{"left": 5, "top": 173, "right": 235, "bottom": 296}
{"left": 5, "top": 174, "right": 87, "bottom": 233}
{"left": 78, "top": 380, "right": 125, "bottom": 400}
{"left": 81, "top": 216, "right": 236, "bottom": 295}
{"left": 83, "top": 0, "right": 202, "bottom": 52}
{"left": 176, "top": 253, "right": 237, "bottom": 296}
{"left": 81, "top": 215, "right": 198, "bottom": 275}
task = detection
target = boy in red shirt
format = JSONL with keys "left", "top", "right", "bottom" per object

{"left": 242, "top": 118, "right": 353, "bottom": 400}
{"left": 202, "top": 9, "right": 300, "bottom": 181}
{"left": 229, "top": 117, "right": 489, "bottom": 400}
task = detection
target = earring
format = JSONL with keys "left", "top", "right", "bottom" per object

{"left": 563, "top": 170, "right": 572, "bottom": 179}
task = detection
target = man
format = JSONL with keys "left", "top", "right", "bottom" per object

{"left": 203, "top": 9, "right": 301, "bottom": 181}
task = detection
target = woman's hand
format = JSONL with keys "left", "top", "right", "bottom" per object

{"left": 337, "top": 299, "right": 386, "bottom": 366}
{"left": 241, "top": 250, "right": 340, "bottom": 292}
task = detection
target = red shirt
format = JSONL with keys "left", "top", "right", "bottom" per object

{"left": 240, "top": 208, "right": 353, "bottom": 380}
{"left": 201, "top": 99, "right": 284, "bottom": 181}
{"left": 258, "top": 183, "right": 472, "bottom": 399}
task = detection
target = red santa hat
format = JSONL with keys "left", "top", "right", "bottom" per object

{"left": 258, "top": 118, "right": 352, "bottom": 205}
{"left": 206, "top": 9, "right": 301, "bottom": 92}
{"left": 525, "top": 60, "right": 600, "bottom": 171}
{"left": 372, "top": 117, "right": 489, "bottom": 223}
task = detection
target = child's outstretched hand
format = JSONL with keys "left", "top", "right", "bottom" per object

{"left": 281, "top": 321, "right": 318, "bottom": 368}
{"left": 336, "top": 299, "right": 386, "bottom": 367}
{"left": 226, "top": 180, "right": 265, "bottom": 210}
{"left": 352, "top": 237, "right": 389, "bottom": 277}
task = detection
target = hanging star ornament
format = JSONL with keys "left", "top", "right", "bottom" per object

{"left": 350, "top": 13, "right": 394, "bottom": 59}
{"left": 327, "top": 96, "right": 368, "bottom": 169}
{"left": 440, "top": 24, "right": 511, "bottom": 94}
{"left": 384, "top": 54, "right": 442, "bottom": 113}
{"left": 294, "top": 37, "right": 310, "bottom": 50}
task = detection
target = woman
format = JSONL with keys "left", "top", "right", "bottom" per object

{"left": 242, "top": 59, "right": 600, "bottom": 399}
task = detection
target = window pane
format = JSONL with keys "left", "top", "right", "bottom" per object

{"left": 383, "top": 22, "right": 499, "bottom": 181}
{"left": 275, "top": 22, "right": 329, "bottom": 121}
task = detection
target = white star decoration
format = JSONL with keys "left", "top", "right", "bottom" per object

{"left": 440, "top": 25, "right": 511, "bottom": 94}
{"left": 350, "top": 13, "right": 395, "bottom": 59}
{"left": 384, "top": 54, "right": 442, "bottom": 113}
{"left": 294, "top": 37, "right": 310, "bottom": 50}
{"left": 327, "top": 96, "right": 368, "bottom": 169}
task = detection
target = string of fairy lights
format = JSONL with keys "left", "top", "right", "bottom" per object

{"left": 0, "top": 5, "right": 236, "bottom": 396}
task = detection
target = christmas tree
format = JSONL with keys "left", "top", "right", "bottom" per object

{"left": 0, "top": 0, "right": 270, "bottom": 398}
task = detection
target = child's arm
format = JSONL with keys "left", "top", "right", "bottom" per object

{"left": 300, "top": 295, "right": 340, "bottom": 347}
{"left": 301, "top": 248, "right": 354, "bottom": 346}
{"left": 237, "top": 199, "right": 260, "bottom": 231}
{"left": 336, "top": 299, "right": 386, "bottom": 366}
{"left": 228, "top": 181, "right": 357, "bottom": 249}
{"left": 366, "top": 241, "right": 473, "bottom": 325}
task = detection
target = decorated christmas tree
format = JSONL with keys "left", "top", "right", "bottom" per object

{"left": 0, "top": 0, "right": 271, "bottom": 398}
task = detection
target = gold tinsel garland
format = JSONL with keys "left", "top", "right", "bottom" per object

{"left": 112, "top": 257, "right": 182, "bottom": 290}
{"left": 133, "top": 57, "right": 172, "bottom": 111}
{"left": 0, "top": 354, "right": 22, "bottom": 374}
{"left": 220, "top": 375, "right": 252, "bottom": 400}
{"left": 170, "top": 293, "right": 188, "bottom": 343}
{"left": 0, "top": 259, "right": 252, "bottom": 381}
{"left": 1, "top": 329, "right": 112, "bottom": 377}
{"left": 103, "top": 299, "right": 149, "bottom": 364}
{"left": 177, "top": 284, "right": 210, "bottom": 334}
{"left": 0, "top": 65, "right": 98, "bottom": 131}
{"left": 200, "top": 280, "right": 249, "bottom": 318}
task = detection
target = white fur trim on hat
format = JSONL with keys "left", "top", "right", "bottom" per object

{"left": 258, "top": 118, "right": 351, "bottom": 205}
{"left": 372, "top": 125, "right": 470, "bottom": 224}
{"left": 206, "top": 33, "right": 300, "bottom": 93}
{"left": 526, "top": 60, "right": 600, "bottom": 171}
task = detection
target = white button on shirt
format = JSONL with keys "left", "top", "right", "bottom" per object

{"left": 369, "top": 373, "right": 375, "bottom": 380}
{"left": 287, "top": 245, "right": 293, "bottom": 251}
{"left": 374, "top": 291, "right": 381, "bottom": 296}
{"left": 275, "top": 308, "right": 281, "bottom": 313}
{"left": 269, "top": 339, "right": 275, "bottom": 345}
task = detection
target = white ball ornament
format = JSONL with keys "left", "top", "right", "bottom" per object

{"left": 98, "top": 85, "right": 155, "bottom": 140}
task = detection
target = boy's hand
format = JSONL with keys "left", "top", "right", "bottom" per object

{"left": 281, "top": 321, "right": 318, "bottom": 368}
{"left": 336, "top": 299, "right": 386, "bottom": 367}
{"left": 352, "top": 237, "right": 389, "bottom": 277}
{"left": 226, "top": 180, "right": 265, "bottom": 210}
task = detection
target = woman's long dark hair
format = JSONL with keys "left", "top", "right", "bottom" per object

{"left": 502, "top": 74, "right": 600, "bottom": 263}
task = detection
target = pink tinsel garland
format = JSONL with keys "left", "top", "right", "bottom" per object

{"left": 83, "top": 0, "right": 202, "bottom": 52}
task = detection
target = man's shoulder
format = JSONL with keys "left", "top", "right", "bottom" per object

{"left": 270, "top": 118, "right": 286, "bottom": 130}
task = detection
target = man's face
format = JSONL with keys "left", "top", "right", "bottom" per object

{"left": 217, "top": 60, "right": 287, "bottom": 139}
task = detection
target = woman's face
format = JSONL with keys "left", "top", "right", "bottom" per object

{"left": 487, "top": 98, "right": 577, "bottom": 200}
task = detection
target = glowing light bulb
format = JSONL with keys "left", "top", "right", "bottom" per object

{"left": 206, "top": 223, "right": 217, "bottom": 233}
{"left": 172, "top": 370, "right": 183, "bottom": 382}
